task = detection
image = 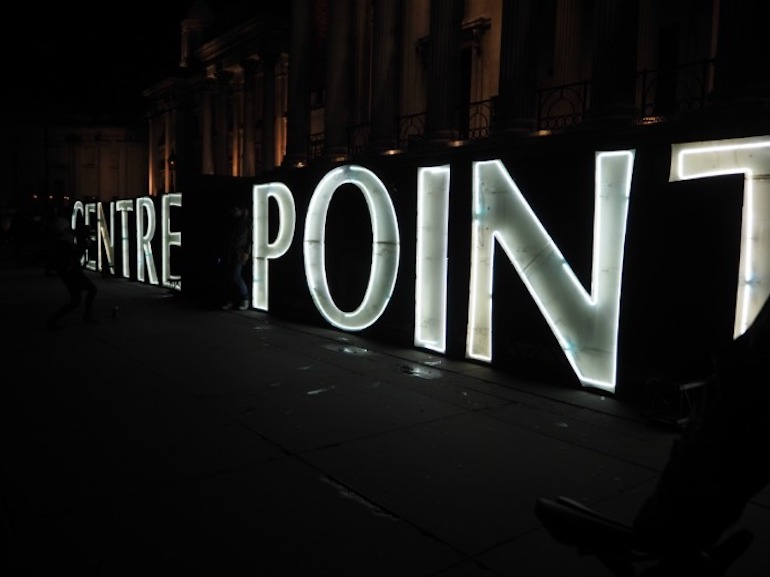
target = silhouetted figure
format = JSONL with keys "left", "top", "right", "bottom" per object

{"left": 41, "top": 206, "right": 64, "bottom": 276}
{"left": 631, "top": 295, "right": 770, "bottom": 559}
{"left": 46, "top": 217, "right": 97, "bottom": 329}
{"left": 536, "top": 296, "right": 770, "bottom": 575}
{"left": 220, "top": 203, "right": 252, "bottom": 311}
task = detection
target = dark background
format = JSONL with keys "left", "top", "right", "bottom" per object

{"left": 5, "top": 1, "right": 284, "bottom": 118}
{"left": 6, "top": 3, "right": 187, "bottom": 115}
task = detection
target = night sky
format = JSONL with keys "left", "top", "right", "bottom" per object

{"left": 6, "top": 2, "right": 264, "bottom": 119}
{"left": 9, "top": 3, "right": 191, "bottom": 117}
{"left": 5, "top": 0, "right": 289, "bottom": 120}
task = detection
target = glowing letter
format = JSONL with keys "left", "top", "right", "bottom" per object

{"left": 96, "top": 202, "right": 115, "bottom": 275}
{"left": 72, "top": 200, "right": 84, "bottom": 232}
{"left": 83, "top": 202, "right": 98, "bottom": 271}
{"left": 253, "top": 183, "right": 296, "bottom": 311}
{"left": 415, "top": 165, "right": 450, "bottom": 352}
{"left": 304, "top": 165, "right": 400, "bottom": 330}
{"left": 467, "top": 152, "right": 634, "bottom": 393}
{"left": 671, "top": 136, "right": 770, "bottom": 336}
{"left": 115, "top": 200, "right": 134, "bottom": 279}
{"left": 162, "top": 193, "right": 182, "bottom": 290}
{"left": 71, "top": 201, "right": 86, "bottom": 266}
{"left": 135, "top": 197, "right": 158, "bottom": 285}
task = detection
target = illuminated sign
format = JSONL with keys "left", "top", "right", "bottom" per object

{"left": 73, "top": 193, "right": 182, "bottom": 290}
{"left": 253, "top": 183, "right": 296, "bottom": 310}
{"left": 670, "top": 136, "right": 770, "bottom": 338}
{"left": 415, "top": 165, "right": 451, "bottom": 353}
{"left": 466, "top": 152, "right": 633, "bottom": 391}
{"left": 303, "top": 165, "right": 400, "bottom": 331}
{"left": 75, "top": 136, "right": 769, "bottom": 394}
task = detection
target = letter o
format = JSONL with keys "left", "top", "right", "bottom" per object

{"left": 303, "top": 165, "right": 400, "bottom": 330}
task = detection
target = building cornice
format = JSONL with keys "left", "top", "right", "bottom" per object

{"left": 195, "top": 16, "right": 289, "bottom": 70}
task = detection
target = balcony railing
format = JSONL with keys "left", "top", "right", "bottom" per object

{"left": 303, "top": 59, "right": 716, "bottom": 160}
{"left": 397, "top": 112, "right": 426, "bottom": 149}
{"left": 308, "top": 132, "right": 324, "bottom": 161}
{"left": 461, "top": 98, "right": 496, "bottom": 140}
{"left": 535, "top": 81, "right": 591, "bottom": 130}
{"left": 347, "top": 123, "right": 370, "bottom": 157}
{"left": 637, "top": 59, "right": 715, "bottom": 119}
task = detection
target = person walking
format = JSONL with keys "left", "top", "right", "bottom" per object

{"left": 221, "top": 203, "right": 252, "bottom": 311}
{"left": 46, "top": 213, "right": 97, "bottom": 329}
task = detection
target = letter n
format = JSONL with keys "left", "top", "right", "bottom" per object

{"left": 467, "top": 152, "right": 634, "bottom": 393}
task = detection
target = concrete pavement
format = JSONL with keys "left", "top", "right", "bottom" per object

{"left": 2, "top": 253, "right": 769, "bottom": 576}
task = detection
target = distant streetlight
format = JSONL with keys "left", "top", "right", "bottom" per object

{"left": 167, "top": 151, "right": 177, "bottom": 192}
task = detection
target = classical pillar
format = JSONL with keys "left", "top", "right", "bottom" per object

{"left": 494, "top": 0, "right": 537, "bottom": 134}
{"left": 425, "top": 0, "right": 464, "bottom": 142}
{"left": 242, "top": 60, "right": 258, "bottom": 176}
{"left": 553, "top": 0, "right": 582, "bottom": 85}
{"left": 284, "top": 0, "right": 312, "bottom": 166}
{"left": 636, "top": 0, "right": 658, "bottom": 73}
{"left": 586, "top": 0, "right": 640, "bottom": 123}
{"left": 164, "top": 106, "right": 173, "bottom": 193}
{"left": 171, "top": 84, "right": 191, "bottom": 193}
{"left": 147, "top": 115, "right": 158, "bottom": 195}
{"left": 200, "top": 78, "right": 216, "bottom": 175}
{"left": 368, "top": 0, "right": 401, "bottom": 151}
{"left": 230, "top": 79, "right": 243, "bottom": 177}
{"left": 711, "top": 0, "right": 770, "bottom": 111}
{"left": 324, "top": 0, "right": 352, "bottom": 160}
{"left": 261, "top": 54, "right": 278, "bottom": 173}
{"left": 215, "top": 70, "right": 233, "bottom": 175}
{"left": 275, "top": 54, "right": 289, "bottom": 166}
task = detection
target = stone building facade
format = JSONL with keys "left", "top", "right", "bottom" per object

{"left": 143, "top": 0, "right": 769, "bottom": 195}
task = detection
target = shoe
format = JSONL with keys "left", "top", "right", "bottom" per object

{"left": 221, "top": 302, "right": 234, "bottom": 310}
{"left": 238, "top": 300, "right": 249, "bottom": 310}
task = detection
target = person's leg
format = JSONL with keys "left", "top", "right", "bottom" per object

{"left": 48, "top": 276, "right": 82, "bottom": 328}
{"left": 233, "top": 261, "right": 249, "bottom": 307}
{"left": 632, "top": 298, "right": 770, "bottom": 554}
{"left": 221, "top": 263, "right": 237, "bottom": 309}
{"left": 82, "top": 275, "right": 97, "bottom": 321}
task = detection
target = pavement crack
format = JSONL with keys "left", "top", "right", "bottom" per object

{"left": 319, "top": 474, "right": 399, "bottom": 521}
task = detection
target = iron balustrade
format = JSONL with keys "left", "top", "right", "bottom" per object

{"left": 461, "top": 98, "right": 496, "bottom": 140}
{"left": 397, "top": 112, "right": 426, "bottom": 149}
{"left": 301, "top": 61, "right": 717, "bottom": 159}
{"left": 637, "top": 59, "right": 715, "bottom": 120}
{"left": 308, "top": 132, "right": 324, "bottom": 161}
{"left": 347, "top": 123, "right": 371, "bottom": 157}
{"left": 535, "top": 80, "right": 591, "bottom": 131}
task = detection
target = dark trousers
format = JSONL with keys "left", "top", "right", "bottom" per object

{"left": 50, "top": 269, "right": 97, "bottom": 323}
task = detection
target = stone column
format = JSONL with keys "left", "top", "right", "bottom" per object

{"left": 553, "top": 0, "right": 582, "bottom": 85}
{"left": 425, "top": 0, "right": 464, "bottom": 142}
{"left": 171, "top": 84, "right": 191, "bottom": 193}
{"left": 261, "top": 54, "right": 278, "bottom": 173}
{"left": 711, "top": 0, "right": 770, "bottom": 111}
{"left": 494, "top": 0, "right": 537, "bottom": 134}
{"left": 368, "top": 0, "right": 401, "bottom": 151}
{"left": 242, "top": 60, "right": 258, "bottom": 176}
{"left": 636, "top": 0, "right": 658, "bottom": 73}
{"left": 586, "top": 0, "right": 640, "bottom": 123}
{"left": 231, "top": 78, "right": 244, "bottom": 176}
{"left": 164, "top": 106, "right": 173, "bottom": 193}
{"left": 275, "top": 54, "right": 289, "bottom": 166}
{"left": 147, "top": 116, "right": 158, "bottom": 195}
{"left": 324, "top": 0, "right": 352, "bottom": 160}
{"left": 200, "top": 78, "right": 216, "bottom": 175}
{"left": 215, "top": 70, "right": 233, "bottom": 175}
{"left": 284, "top": 0, "right": 313, "bottom": 166}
